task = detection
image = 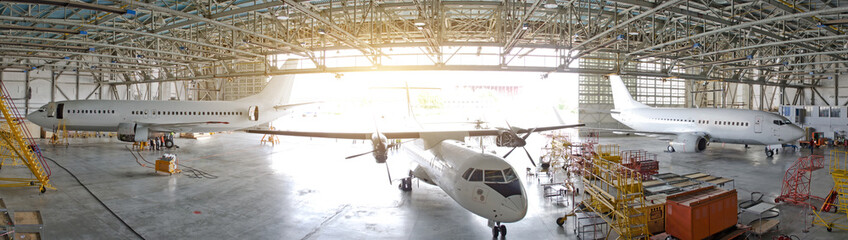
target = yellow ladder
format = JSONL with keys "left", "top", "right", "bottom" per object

{"left": 49, "top": 119, "right": 68, "bottom": 146}
{"left": 581, "top": 155, "right": 650, "bottom": 239}
{"left": 813, "top": 150, "right": 848, "bottom": 231}
{"left": 0, "top": 83, "right": 53, "bottom": 193}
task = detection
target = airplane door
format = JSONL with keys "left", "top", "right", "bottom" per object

{"left": 754, "top": 115, "right": 763, "bottom": 133}
{"left": 46, "top": 102, "right": 56, "bottom": 117}
{"left": 248, "top": 106, "right": 259, "bottom": 121}
{"left": 56, "top": 103, "right": 64, "bottom": 119}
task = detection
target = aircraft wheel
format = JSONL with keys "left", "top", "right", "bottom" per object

{"left": 667, "top": 145, "right": 675, "bottom": 152}
{"left": 492, "top": 226, "right": 499, "bottom": 237}
{"left": 164, "top": 139, "right": 174, "bottom": 148}
{"left": 556, "top": 217, "right": 566, "bottom": 226}
{"left": 499, "top": 225, "right": 506, "bottom": 236}
{"left": 766, "top": 149, "right": 774, "bottom": 157}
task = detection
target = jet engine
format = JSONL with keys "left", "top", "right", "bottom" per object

{"left": 117, "top": 123, "right": 149, "bottom": 142}
{"left": 669, "top": 134, "right": 708, "bottom": 152}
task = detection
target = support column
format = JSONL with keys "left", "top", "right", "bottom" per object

{"left": 75, "top": 67, "right": 80, "bottom": 100}
{"left": 24, "top": 70, "right": 29, "bottom": 113}
{"left": 760, "top": 84, "right": 765, "bottom": 110}
{"left": 50, "top": 70, "right": 55, "bottom": 102}
{"left": 835, "top": 74, "right": 840, "bottom": 106}
{"left": 748, "top": 84, "right": 753, "bottom": 110}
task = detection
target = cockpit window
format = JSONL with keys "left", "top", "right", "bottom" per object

{"left": 773, "top": 119, "right": 792, "bottom": 126}
{"left": 484, "top": 170, "right": 505, "bottom": 183}
{"left": 503, "top": 168, "right": 517, "bottom": 182}
{"left": 462, "top": 168, "right": 474, "bottom": 180}
{"left": 469, "top": 169, "right": 483, "bottom": 182}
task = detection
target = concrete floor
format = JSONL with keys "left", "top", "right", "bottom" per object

{"left": 1, "top": 132, "right": 848, "bottom": 239}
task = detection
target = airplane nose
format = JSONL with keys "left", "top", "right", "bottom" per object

{"left": 501, "top": 195, "right": 528, "bottom": 222}
{"left": 791, "top": 126, "right": 805, "bottom": 141}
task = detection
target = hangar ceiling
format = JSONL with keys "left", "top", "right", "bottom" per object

{"left": 0, "top": 0, "right": 846, "bottom": 89}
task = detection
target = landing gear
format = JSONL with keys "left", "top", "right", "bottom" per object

{"left": 164, "top": 139, "right": 174, "bottom": 149}
{"left": 398, "top": 171, "right": 413, "bottom": 192}
{"left": 667, "top": 145, "right": 675, "bottom": 152}
{"left": 492, "top": 222, "right": 507, "bottom": 238}
{"left": 765, "top": 147, "right": 774, "bottom": 157}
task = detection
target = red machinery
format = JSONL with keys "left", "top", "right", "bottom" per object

{"left": 620, "top": 149, "right": 659, "bottom": 180}
{"left": 775, "top": 155, "right": 825, "bottom": 209}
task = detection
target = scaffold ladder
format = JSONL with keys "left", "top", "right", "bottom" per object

{"left": 812, "top": 150, "right": 848, "bottom": 231}
{"left": 0, "top": 81, "right": 52, "bottom": 193}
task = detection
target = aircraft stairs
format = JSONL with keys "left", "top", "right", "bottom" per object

{"left": 0, "top": 81, "right": 53, "bottom": 193}
{"left": 581, "top": 154, "right": 650, "bottom": 239}
{"left": 812, "top": 150, "right": 848, "bottom": 231}
{"left": 775, "top": 155, "right": 825, "bottom": 210}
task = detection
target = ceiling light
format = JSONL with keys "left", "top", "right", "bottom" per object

{"left": 522, "top": 23, "right": 529, "bottom": 30}
{"left": 277, "top": 15, "right": 290, "bottom": 20}
{"left": 318, "top": 28, "right": 326, "bottom": 35}
{"left": 544, "top": 0, "right": 558, "bottom": 9}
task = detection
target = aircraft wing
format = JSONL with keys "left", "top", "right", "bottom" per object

{"left": 465, "top": 123, "right": 586, "bottom": 137}
{"left": 274, "top": 101, "right": 322, "bottom": 110}
{"left": 583, "top": 127, "right": 677, "bottom": 137}
{"left": 246, "top": 123, "right": 584, "bottom": 139}
{"left": 142, "top": 121, "right": 230, "bottom": 132}
{"left": 245, "top": 129, "right": 421, "bottom": 139}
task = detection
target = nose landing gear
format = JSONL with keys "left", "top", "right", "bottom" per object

{"left": 491, "top": 222, "right": 507, "bottom": 238}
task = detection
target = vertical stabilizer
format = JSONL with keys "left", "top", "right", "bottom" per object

{"left": 608, "top": 75, "right": 648, "bottom": 110}
{"left": 241, "top": 59, "right": 297, "bottom": 105}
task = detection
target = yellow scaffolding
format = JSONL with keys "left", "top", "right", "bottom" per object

{"left": 581, "top": 155, "right": 650, "bottom": 239}
{"left": 813, "top": 150, "right": 848, "bottom": 231}
{"left": 0, "top": 83, "right": 53, "bottom": 193}
{"left": 49, "top": 119, "right": 68, "bottom": 146}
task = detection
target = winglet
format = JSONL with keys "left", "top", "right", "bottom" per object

{"left": 608, "top": 75, "right": 649, "bottom": 110}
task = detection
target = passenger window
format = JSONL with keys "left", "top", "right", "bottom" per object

{"left": 469, "top": 169, "right": 483, "bottom": 182}
{"left": 484, "top": 170, "right": 505, "bottom": 182}
{"left": 503, "top": 168, "right": 517, "bottom": 182}
{"left": 462, "top": 168, "right": 474, "bottom": 180}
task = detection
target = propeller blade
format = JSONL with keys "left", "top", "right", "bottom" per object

{"left": 503, "top": 147, "right": 517, "bottom": 158}
{"left": 345, "top": 150, "right": 374, "bottom": 159}
{"left": 522, "top": 147, "right": 537, "bottom": 167}
{"left": 522, "top": 128, "right": 537, "bottom": 140}
{"left": 385, "top": 162, "right": 393, "bottom": 185}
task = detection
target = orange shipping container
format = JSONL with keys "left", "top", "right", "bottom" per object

{"left": 665, "top": 186, "right": 737, "bottom": 240}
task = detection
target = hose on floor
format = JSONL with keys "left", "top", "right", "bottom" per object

{"left": 130, "top": 148, "right": 217, "bottom": 179}
{"left": 43, "top": 156, "right": 146, "bottom": 240}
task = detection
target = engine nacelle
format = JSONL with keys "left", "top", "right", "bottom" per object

{"left": 670, "top": 134, "right": 708, "bottom": 152}
{"left": 117, "top": 123, "right": 149, "bottom": 142}
{"left": 412, "top": 166, "right": 435, "bottom": 185}
{"left": 496, "top": 131, "right": 517, "bottom": 147}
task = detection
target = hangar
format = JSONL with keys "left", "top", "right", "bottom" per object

{"left": 0, "top": 0, "right": 847, "bottom": 239}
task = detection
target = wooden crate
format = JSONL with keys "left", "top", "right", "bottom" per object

{"left": 12, "top": 211, "right": 42, "bottom": 229}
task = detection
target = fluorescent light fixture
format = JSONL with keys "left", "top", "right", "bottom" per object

{"left": 318, "top": 28, "right": 326, "bottom": 34}
{"left": 277, "top": 15, "right": 290, "bottom": 20}
{"left": 544, "top": 0, "right": 558, "bottom": 9}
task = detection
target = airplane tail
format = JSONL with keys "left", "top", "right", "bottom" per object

{"left": 608, "top": 75, "right": 648, "bottom": 110}
{"left": 241, "top": 59, "right": 297, "bottom": 105}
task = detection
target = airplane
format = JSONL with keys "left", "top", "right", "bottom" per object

{"left": 247, "top": 123, "right": 584, "bottom": 238}
{"left": 26, "top": 61, "right": 311, "bottom": 148}
{"left": 606, "top": 74, "right": 804, "bottom": 157}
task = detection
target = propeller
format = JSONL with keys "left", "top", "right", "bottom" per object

{"left": 345, "top": 150, "right": 374, "bottom": 159}
{"left": 344, "top": 139, "right": 410, "bottom": 185}
{"left": 501, "top": 122, "right": 538, "bottom": 167}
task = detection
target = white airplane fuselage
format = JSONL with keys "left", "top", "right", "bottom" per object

{"left": 401, "top": 139, "right": 527, "bottom": 223}
{"left": 27, "top": 99, "right": 288, "bottom": 133}
{"left": 613, "top": 108, "right": 803, "bottom": 145}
